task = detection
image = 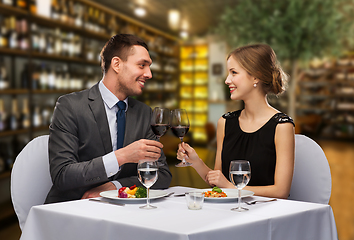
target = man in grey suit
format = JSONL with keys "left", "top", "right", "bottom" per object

{"left": 45, "top": 34, "right": 172, "bottom": 203}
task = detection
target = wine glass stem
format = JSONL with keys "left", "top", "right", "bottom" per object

{"left": 238, "top": 189, "right": 241, "bottom": 209}
{"left": 180, "top": 138, "right": 186, "bottom": 163}
{"left": 146, "top": 187, "right": 150, "bottom": 206}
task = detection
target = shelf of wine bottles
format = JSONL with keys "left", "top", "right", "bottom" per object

{"left": 0, "top": 0, "right": 180, "bottom": 155}
{"left": 295, "top": 54, "right": 354, "bottom": 140}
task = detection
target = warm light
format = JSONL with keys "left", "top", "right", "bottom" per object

{"left": 181, "top": 19, "right": 189, "bottom": 31}
{"left": 168, "top": 9, "right": 180, "bottom": 30}
{"left": 180, "top": 31, "right": 188, "bottom": 39}
{"left": 134, "top": 7, "right": 146, "bottom": 17}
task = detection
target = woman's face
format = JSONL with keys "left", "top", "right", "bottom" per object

{"left": 225, "top": 56, "right": 256, "bottom": 101}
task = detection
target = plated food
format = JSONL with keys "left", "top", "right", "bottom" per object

{"left": 204, "top": 187, "right": 227, "bottom": 198}
{"left": 117, "top": 185, "right": 147, "bottom": 198}
{"left": 100, "top": 189, "right": 169, "bottom": 201}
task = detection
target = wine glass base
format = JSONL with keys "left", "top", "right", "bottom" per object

{"left": 139, "top": 204, "right": 157, "bottom": 209}
{"left": 175, "top": 162, "right": 192, "bottom": 167}
{"left": 231, "top": 207, "right": 249, "bottom": 212}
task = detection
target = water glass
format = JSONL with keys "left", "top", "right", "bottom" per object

{"left": 185, "top": 192, "right": 205, "bottom": 210}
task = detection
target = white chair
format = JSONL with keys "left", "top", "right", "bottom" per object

{"left": 288, "top": 134, "right": 332, "bottom": 204}
{"left": 11, "top": 135, "right": 52, "bottom": 230}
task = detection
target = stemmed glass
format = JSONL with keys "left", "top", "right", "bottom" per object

{"left": 229, "top": 160, "right": 251, "bottom": 211}
{"left": 137, "top": 160, "right": 158, "bottom": 209}
{"left": 151, "top": 107, "right": 170, "bottom": 166}
{"left": 171, "top": 109, "right": 191, "bottom": 167}
{"left": 151, "top": 107, "right": 170, "bottom": 141}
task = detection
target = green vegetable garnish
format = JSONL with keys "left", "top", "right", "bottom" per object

{"left": 212, "top": 186, "right": 222, "bottom": 193}
{"left": 135, "top": 186, "right": 147, "bottom": 198}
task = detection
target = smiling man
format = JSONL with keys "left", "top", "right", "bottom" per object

{"left": 45, "top": 34, "right": 172, "bottom": 204}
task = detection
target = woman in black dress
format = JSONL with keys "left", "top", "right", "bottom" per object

{"left": 177, "top": 44, "right": 295, "bottom": 198}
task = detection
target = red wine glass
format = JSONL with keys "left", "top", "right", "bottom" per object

{"left": 151, "top": 107, "right": 170, "bottom": 141}
{"left": 151, "top": 107, "right": 170, "bottom": 166}
{"left": 171, "top": 109, "right": 191, "bottom": 167}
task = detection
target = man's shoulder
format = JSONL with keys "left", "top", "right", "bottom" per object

{"left": 58, "top": 84, "right": 98, "bottom": 103}
{"left": 128, "top": 97, "right": 151, "bottom": 111}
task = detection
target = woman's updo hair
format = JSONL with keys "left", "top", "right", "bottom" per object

{"left": 227, "top": 44, "right": 288, "bottom": 95}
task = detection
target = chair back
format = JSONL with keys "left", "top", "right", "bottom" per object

{"left": 11, "top": 135, "right": 52, "bottom": 230}
{"left": 289, "top": 134, "right": 331, "bottom": 204}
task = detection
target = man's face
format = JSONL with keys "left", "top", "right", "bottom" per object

{"left": 116, "top": 45, "right": 152, "bottom": 99}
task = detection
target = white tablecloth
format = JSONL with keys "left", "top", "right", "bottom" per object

{"left": 20, "top": 186, "right": 337, "bottom": 240}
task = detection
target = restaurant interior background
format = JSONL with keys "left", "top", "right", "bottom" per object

{"left": 0, "top": 0, "right": 353, "bottom": 239}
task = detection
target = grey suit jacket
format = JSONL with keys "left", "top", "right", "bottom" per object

{"left": 45, "top": 83, "right": 172, "bottom": 203}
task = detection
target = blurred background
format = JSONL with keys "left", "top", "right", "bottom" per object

{"left": 0, "top": 0, "right": 353, "bottom": 239}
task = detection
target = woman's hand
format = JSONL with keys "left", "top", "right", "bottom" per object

{"left": 206, "top": 170, "right": 234, "bottom": 188}
{"left": 177, "top": 142, "right": 201, "bottom": 164}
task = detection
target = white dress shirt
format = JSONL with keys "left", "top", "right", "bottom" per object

{"left": 98, "top": 80, "right": 128, "bottom": 190}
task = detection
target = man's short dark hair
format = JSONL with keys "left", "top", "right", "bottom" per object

{"left": 100, "top": 34, "right": 149, "bottom": 74}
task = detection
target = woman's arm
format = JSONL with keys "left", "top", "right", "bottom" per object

{"left": 244, "top": 122, "right": 295, "bottom": 198}
{"left": 205, "top": 117, "right": 234, "bottom": 188}
{"left": 177, "top": 117, "right": 227, "bottom": 185}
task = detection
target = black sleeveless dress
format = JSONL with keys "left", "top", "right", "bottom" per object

{"left": 221, "top": 110, "right": 294, "bottom": 186}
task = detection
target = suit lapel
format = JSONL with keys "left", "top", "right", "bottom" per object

{"left": 88, "top": 83, "right": 112, "bottom": 153}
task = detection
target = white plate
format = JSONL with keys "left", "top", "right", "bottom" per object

{"left": 100, "top": 189, "right": 169, "bottom": 201}
{"left": 200, "top": 189, "right": 254, "bottom": 202}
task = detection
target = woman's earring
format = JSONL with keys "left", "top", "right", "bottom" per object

{"left": 253, "top": 83, "right": 257, "bottom": 88}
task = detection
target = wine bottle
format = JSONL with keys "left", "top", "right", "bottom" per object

{"left": 5, "top": 140, "right": 14, "bottom": 170}
{"left": 38, "top": 32, "right": 47, "bottom": 53}
{"left": 32, "top": 106, "right": 42, "bottom": 127}
{"left": 8, "top": 98, "right": 19, "bottom": 130}
{"left": 39, "top": 63, "right": 48, "bottom": 90}
{"left": 60, "top": 0, "right": 69, "bottom": 23}
{"left": 47, "top": 33, "right": 54, "bottom": 54}
{"left": 48, "top": 66, "right": 56, "bottom": 90}
{"left": 0, "top": 151, "right": 5, "bottom": 173}
{"left": 32, "top": 64, "right": 40, "bottom": 90}
{"left": 74, "top": 2, "right": 83, "bottom": 27}
{"left": 19, "top": 18, "right": 29, "bottom": 50}
{"left": 0, "top": 18, "right": 9, "bottom": 48}
{"left": 55, "top": 65, "right": 63, "bottom": 89}
{"left": 16, "top": 0, "right": 27, "bottom": 9}
{"left": 21, "top": 63, "right": 29, "bottom": 88}
{"left": 20, "top": 98, "right": 30, "bottom": 129}
{"left": 31, "top": 23, "right": 39, "bottom": 52}
{"left": 0, "top": 57, "right": 9, "bottom": 90}
{"left": 30, "top": 0, "right": 37, "bottom": 14}
{"left": 54, "top": 28, "right": 62, "bottom": 55}
{"left": 0, "top": 99, "right": 7, "bottom": 131}
{"left": 51, "top": 0, "right": 60, "bottom": 20}
{"left": 8, "top": 16, "right": 17, "bottom": 49}
{"left": 67, "top": 0, "right": 75, "bottom": 25}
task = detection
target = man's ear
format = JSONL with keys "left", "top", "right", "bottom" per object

{"left": 111, "top": 57, "right": 121, "bottom": 74}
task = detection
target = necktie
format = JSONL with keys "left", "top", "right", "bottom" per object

{"left": 116, "top": 101, "right": 126, "bottom": 149}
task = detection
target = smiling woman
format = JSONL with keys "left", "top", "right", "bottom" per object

{"left": 177, "top": 43, "right": 295, "bottom": 199}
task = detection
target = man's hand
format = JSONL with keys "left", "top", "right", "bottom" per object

{"left": 81, "top": 182, "right": 116, "bottom": 199}
{"left": 115, "top": 139, "right": 163, "bottom": 165}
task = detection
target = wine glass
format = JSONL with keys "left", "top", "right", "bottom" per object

{"left": 229, "top": 160, "right": 251, "bottom": 211}
{"left": 137, "top": 160, "right": 158, "bottom": 209}
{"left": 171, "top": 109, "right": 191, "bottom": 167}
{"left": 151, "top": 107, "right": 171, "bottom": 141}
{"left": 151, "top": 107, "right": 170, "bottom": 166}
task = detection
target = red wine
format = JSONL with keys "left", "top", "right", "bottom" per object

{"left": 151, "top": 124, "right": 170, "bottom": 137}
{"left": 171, "top": 126, "right": 189, "bottom": 138}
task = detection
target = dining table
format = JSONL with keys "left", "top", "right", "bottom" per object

{"left": 20, "top": 186, "right": 337, "bottom": 240}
